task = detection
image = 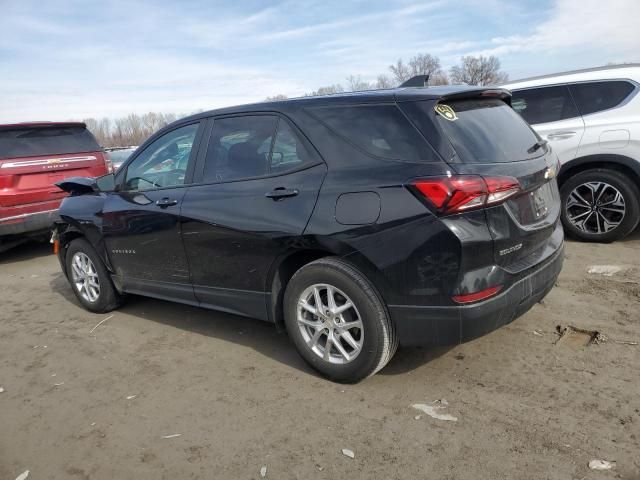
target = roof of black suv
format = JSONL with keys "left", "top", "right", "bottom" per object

{"left": 180, "top": 85, "right": 511, "bottom": 123}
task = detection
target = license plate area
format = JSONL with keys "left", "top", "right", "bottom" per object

{"left": 506, "top": 181, "right": 559, "bottom": 228}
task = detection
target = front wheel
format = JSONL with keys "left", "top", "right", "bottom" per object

{"left": 560, "top": 169, "right": 640, "bottom": 242}
{"left": 283, "top": 257, "right": 398, "bottom": 383}
{"left": 65, "top": 238, "right": 122, "bottom": 313}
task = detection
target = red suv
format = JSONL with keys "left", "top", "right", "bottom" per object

{"left": 0, "top": 122, "right": 111, "bottom": 250}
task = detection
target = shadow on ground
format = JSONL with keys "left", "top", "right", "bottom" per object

{"left": 0, "top": 239, "right": 52, "bottom": 265}
{"left": 49, "top": 271, "right": 450, "bottom": 379}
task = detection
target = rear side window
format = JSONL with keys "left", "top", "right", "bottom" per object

{"left": 308, "top": 105, "right": 432, "bottom": 161}
{"left": 511, "top": 86, "right": 579, "bottom": 124}
{"left": 569, "top": 81, "right": 635, "bottom": 115}
{"left": 435, "top": 98, "right": 541, "bottom": 163}
{"left": 0, "top": 126, "right": 100, "bottom": 160}
{"left": 270, "top": 121, "right": 317, "bottom": 174}
{"left": 202, "top": 115, "right": 278, "bottom": 183}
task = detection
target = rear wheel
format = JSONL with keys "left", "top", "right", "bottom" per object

{"left": 65, "top": 238, "right": 122, "bottom": 313}
{"left": 560, "top": 169, "right": 640, "bottom": 242}
{"left": 283, "top": 257, "right": 398, "bottom": 383}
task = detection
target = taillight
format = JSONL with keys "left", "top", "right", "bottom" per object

{"left": 103, "top": 152, "right": 114, "bottom": 174}
{"left": 410, "top": 175, "right": 520, "bottom": 215}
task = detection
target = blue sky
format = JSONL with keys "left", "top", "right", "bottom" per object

{"left": 1, "top": 0, "right": 638, "bottom": 122}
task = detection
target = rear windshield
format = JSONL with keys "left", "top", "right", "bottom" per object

{"left": 435, "top": 98, "right": 542, "bottom": 163}
{"left": 308, "top": 104, "right": 436, "bottom": 162}
{"left": 0, "top": 126, "right": 100, "bottom": 160}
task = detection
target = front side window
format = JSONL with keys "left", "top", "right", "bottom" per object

{"left": 308, "top": 104, "right": 432, "bottom": 161}
{"left": 569, "top": 81, "right": 635, "bottom": 115}
{"left": 124, "top": 123, "right": 199, "bottom": 191}
{"left": 511, "top": 86, "right": 579, "bottom": 125}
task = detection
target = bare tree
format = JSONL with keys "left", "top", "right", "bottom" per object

{"left": 83, "top": 112, "right": 180, "bottom": 147}
{"left": 375, "top": 75, "right": 393, "bottom": 89}
{"left": 305, "top": 84, "right": 345, "bottom": 97}
{"left": 265, "top": 94, "right": 288, "bottom": 102}
{"left": 346, "top": 75, "right": 373, "bottom": 92}
{"left": 449, "top": 55, "right": 509, "bottom": 86}
{"left": 389, "top": 54, "right": 449, "bottom": 86}
{"left": 82, "top": 117, "right": 111, "bottom": 146}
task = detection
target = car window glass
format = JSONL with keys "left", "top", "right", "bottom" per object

{"left": 308, "top": 104, "right": 432, "bottom": 161}
{"left": 202, "top": 116, "right": 277, "bottom": 183}
{"left": 569, "top": 81, "right": 635, "bottom": 115}
{"left": 124, "top": 123, "right": 198, "bottom": 191}
{"left": 436, "top": 98, "right": 542, "bottom": 163}
{"left": 0, "top": 126, "right": 100, "bottom": 160}
{"left": 270, "top": 120, "right": 316, "bottom": 174}
{"left": 511, "top": 86, "right": 579, "bottom": 124}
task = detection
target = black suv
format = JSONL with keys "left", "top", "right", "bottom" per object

{"left": 54, "top": 83, "right": 564, "bottom": 382}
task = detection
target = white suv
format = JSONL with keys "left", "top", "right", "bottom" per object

{"left": 503, "top": 64, "right": 640, "bottom": 242}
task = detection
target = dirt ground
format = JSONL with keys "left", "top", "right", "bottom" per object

{"left": 1, "top": 233, "right": 639, "bottom": 480}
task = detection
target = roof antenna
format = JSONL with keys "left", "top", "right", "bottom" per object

{"left": 399, "top": 75, "right": 430, "bottom": 87}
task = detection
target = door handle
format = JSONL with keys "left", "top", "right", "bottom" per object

{"left": 156, "top": 197, "right": 178, "bottom": 208}
{"left": 547, "top": 131, "right": 576, "bottom": 140}
{"left": 265, "top": 187, "right": 299, "bottom": 200}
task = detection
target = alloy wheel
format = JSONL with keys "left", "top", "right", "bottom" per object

{"left": 566, "top": 181, "right": 626, "bottom": 234}
{"left": 296, "top": 283, "right": 364, "bottom": 364}
{"left": 70, "top": 252, "right": 101, "bottom": 303}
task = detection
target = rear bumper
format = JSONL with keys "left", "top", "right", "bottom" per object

{"left": 389, "top": 242, "right": 564, "bottom": 346}
{"left": 0, "top": 208, "right": 60, "bottom": 236}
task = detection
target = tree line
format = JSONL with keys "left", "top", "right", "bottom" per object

{"left": 83, "top": 112, "right": 179, "bottom": 147}
{"left": 84, "top": 53, "right": 508, "bottom": 146}
{"left": 267, "top": 53, "right": 509, "bottom": 99}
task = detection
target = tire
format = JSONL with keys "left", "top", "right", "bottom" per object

{"left": 65, "top": 238, "right": 122, "bottom": 313}
{"left": 283, "top": 257, "right": 398, "bottom": 383}
{"left": 560, "top": 168, "right": 640, "bottom": 243}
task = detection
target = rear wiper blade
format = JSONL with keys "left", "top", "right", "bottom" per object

{"left": 527, "top": 139, "right": 548, "bottom": 154}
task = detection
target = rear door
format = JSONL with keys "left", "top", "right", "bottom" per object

{"left": 181, "top": 114, "right": 326, "bottom": 320}
{"left": 0, "top": 124, "right": 107, "bottom": 212}
{"left": 102, "top": 122, "right": 203, "bottom": 302}
{"left": 510, "top": 85, "right": 585, "bottom": 165}
{"left": 404, "top": 96, "right": 562, "bottom": 271}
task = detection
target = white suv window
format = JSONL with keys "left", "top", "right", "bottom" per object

{"left": 569, "top": 81, "right": 635, "bottom": 116}
{"left": 511, "top": 86, "right": 579, "bottom": 125}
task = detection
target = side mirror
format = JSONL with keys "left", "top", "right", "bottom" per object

{"left": 95, "top": 173, "right": 116, "bottom": 192}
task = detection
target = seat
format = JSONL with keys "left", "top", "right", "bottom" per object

{"left": 227, "top": 142, "right": 266, "bottom": 179}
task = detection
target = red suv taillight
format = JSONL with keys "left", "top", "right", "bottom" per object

{"left": 410, "top": 175, "right": 520, "bottom": 215}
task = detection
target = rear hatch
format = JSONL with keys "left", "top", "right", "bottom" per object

{"left": 404, "top": 93, "right": 562, "bottom": 271}
{"left": 0, "top": 123, "right": 109, "bottom": 211}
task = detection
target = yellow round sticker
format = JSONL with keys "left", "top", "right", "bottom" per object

{"left": 435, "top": 104, "right": 457, "bottom": 121}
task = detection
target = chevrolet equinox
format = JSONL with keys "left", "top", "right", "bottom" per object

{"left": 54, "top": 82, "right": 564, "bottom": 382}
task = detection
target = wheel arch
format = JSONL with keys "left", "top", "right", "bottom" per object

{"left": 55, "top": 220, "right": 115, "bottom": 276}
{"left": 266, "top": 246, "right": 388, "bottom": 330}
{"left": 558, "top": 154, "right": 640, "bottom": 190}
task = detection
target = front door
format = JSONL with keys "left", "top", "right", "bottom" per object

{"left": 181, "top": 114, "right": 326, "bottom": 320}
{"left": 102, "top": 122, "right": 203, "bottom": 302}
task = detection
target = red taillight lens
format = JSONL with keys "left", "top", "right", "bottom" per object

{"left": 410, "top": 175, "right": 520, "bottom": 214}
{"left": 452, "top": 285, "right": 502, "bottom": 304}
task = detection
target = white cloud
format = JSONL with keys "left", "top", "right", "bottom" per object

{"left": 468, "top": 0, "right": 640, "bottom": 59}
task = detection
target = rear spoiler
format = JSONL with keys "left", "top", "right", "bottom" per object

{"left": 440, "top": 88, "right": 512, "bottom": 106}
{"left": 0, "top": 122, "right": 87, "bottom": 132}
